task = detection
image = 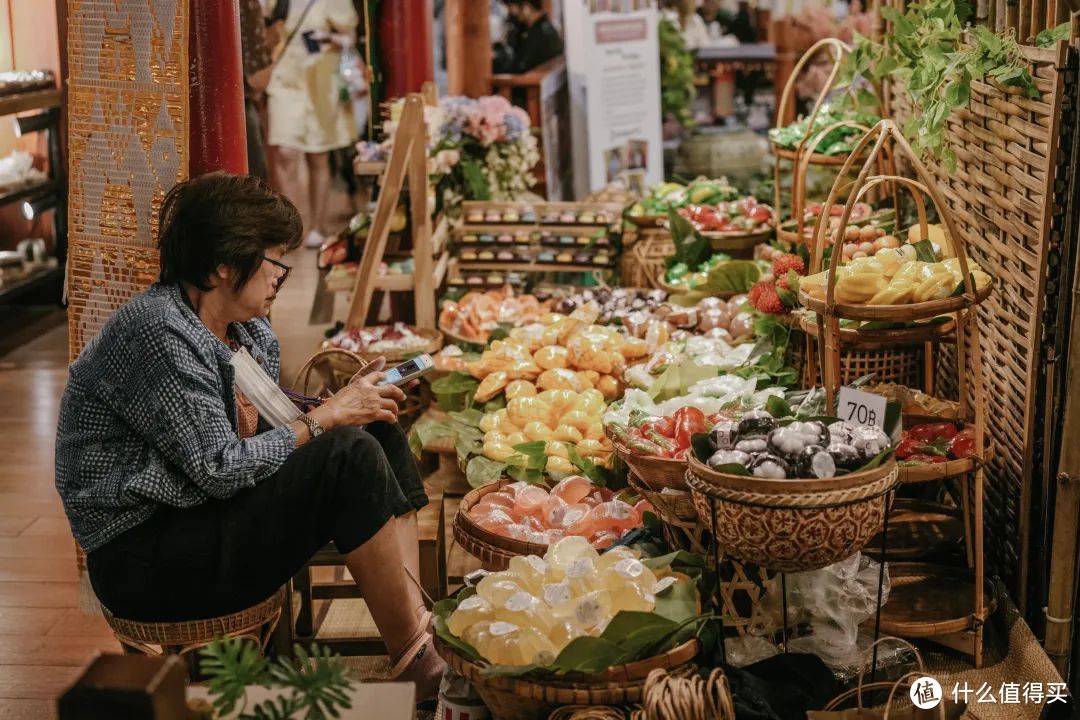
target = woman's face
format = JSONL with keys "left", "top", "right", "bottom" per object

{"left": 219, "top": 245, "right": 289, "bottom": 320}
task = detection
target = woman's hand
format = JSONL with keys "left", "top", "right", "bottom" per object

{"left": 316, "top": 362, "right": 406, "bottom": 428}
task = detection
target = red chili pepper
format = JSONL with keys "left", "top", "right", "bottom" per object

{"left": 949, "top": 427, "right": 977, "bottom": 459}
{"left": 903, "top": 453, "right": 948, "bottom": 465}
{"left": 908, "top": 422, "right": 959, "bottom": 444}
{"left": 895, "top": 437, "right": 923, "bottom": 460}
{"left": 644, "top": 417, "right": 676, "bottom": 438}
{"left": 673, "top": 407, "right": 707, "bottom": 450}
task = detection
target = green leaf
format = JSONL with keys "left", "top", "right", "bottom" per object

{"left": 859, "top": 447, "right": 895, "bottom": 471}
{"left": 910, "top": 239, "right": 939, "bottom": 263}
{"left": 567, "top": 445, "right": 614, "bottom": 487}
{"left": 430, "top": 372, "right": 479, "bottom": 395}
{"left": 944, "top": 80, "right": 969, "bottom": 108}
{"left": 699, "top": 260, "right": 761, "bottom": 294}
{"left": 460, "top": 158, "right": 491, "bottom": 201}
{"left": 511, "top": 441, "right": 548, "bottom": 470}
{"left": 433, "top": 598, "right": 485, "bottom": 662}
{"left": 666, "top": 208, "right": 711, "bottom": 270}
{"left": 550, "top": 636, "right": 626, "bottom": 674}
{"left": 711, "top": 462, "right": 752, "bottom": 476}
{"left": 652, "top": 574, "right": 701, "bottom": 624}
{"left": 465, "top": 456, "right": 507, "bottom": 488}
{"left": 765, "top": 395, "right": 794, "bottom": 418}
{"left": 1036, "top": 21, "right": 1070, "bottom": 48}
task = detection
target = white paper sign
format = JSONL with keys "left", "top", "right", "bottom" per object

{"left": 837, "top": 387, "right": 888, "bottom": 430}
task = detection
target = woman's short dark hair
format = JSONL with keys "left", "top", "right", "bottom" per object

{"left": 158, "top": 172, "right": 303, "bottom": 292}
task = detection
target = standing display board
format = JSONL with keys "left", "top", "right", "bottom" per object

{"left": 564, "top": 0, "right": 664, "bottom": 197}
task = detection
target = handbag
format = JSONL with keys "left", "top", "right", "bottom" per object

{"left": 807, "top": 639, "right": 969, "bottom": 720}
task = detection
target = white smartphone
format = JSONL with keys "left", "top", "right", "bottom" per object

{"left": 377, "top": 354, "right": 436, "bottom": 386}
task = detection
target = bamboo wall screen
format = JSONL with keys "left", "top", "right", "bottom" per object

{"left": 891, "top": 42, "right": 1075, "bottom": 593}
{"left": 66, "top": 0, "right": 188, "bottom": 361}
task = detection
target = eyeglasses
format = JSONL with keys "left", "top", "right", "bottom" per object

{"left": 262, "top": 255, "right": 291, "bottom": 289}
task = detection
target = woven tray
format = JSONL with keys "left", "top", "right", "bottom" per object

{"left": 686, "top": 454, "right": 899, "bottom": 573}
{"left": 799, "top": 281, "right": 994, "bottom": 322}
{"left": 627, "top": 214, "right": 668, "bottom": 229}
{"left": 877, "top": 562, "right": 998, "bottom": 638}
{"left": 865, "top": 498, "right": 965, "bottom": 561}
{"left": 700, "top": 228, "right": 772, "bottom": 256}
{"left": 799, "top": 313, "right": 957, "bottom": 348}
{"left": 454, "top": 480, "right": 549, "bottom": 571}
{"left": 435, "top": 636, "right": 699, "bottom": 720}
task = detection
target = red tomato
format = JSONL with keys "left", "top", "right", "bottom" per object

{"left": 748, "top": 205, "right": 773, "bottom": 224}
{"left": 644, "top": 417, "right": 676, "bottom": 438}
{"left": 673, "top": 407, "right": 707, "bottom": 449}
{"left": 949, "top": 427, "right": 977, "bottom": 459}
{"left": 908, "top": 422, "right": 959, "bottom": 444}
{"left": 895, "top": 437, "right": 923, "bottom": 460}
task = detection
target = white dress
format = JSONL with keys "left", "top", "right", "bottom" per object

{"left": 267, "top": 0, "right": 359, "bottom": 153}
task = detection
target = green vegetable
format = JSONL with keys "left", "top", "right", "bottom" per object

{"left": 659, "top": 18, "right": 696, "bottom": 128}
{"left": 1035, "top": 21, "right": 1070, "bottom": 48}
{"left": 768, "top": 103, "right": 881, "bottom": 155}
{"left": 838, "top": 0, "right": 1039, "bottom": 171}
{"left": 699, "top": 260, "right": 761, "bottom": 294}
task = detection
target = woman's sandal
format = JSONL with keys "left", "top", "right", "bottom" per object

{"left": 390, "top": 630, "right": 445, "bottom": 701}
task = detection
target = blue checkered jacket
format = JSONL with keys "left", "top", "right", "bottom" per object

{"left": 55, "top": 283, "right": 297, "bottom": 552}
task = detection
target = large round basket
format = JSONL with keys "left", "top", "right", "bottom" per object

{"left": 686, "top": 454, "right": 899, "bottom": 573}
{"left": 454, "top": 480, "right": 549, "bottom": 571}
{"left": 799, "top": 282, "right": 994, "bottom": 323}
{"left": 325, "top": 326, "right": 443, "bottom": 364}
{"left": 435, "top": 636, "right": 699, "bottom": 720}
{"left": 621, "top": 230, "right": 674, "bottom": 289}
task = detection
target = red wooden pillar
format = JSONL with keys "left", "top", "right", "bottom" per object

{"left": 189, "top": 0, "right": 248, "bottom": 175}
{"left": 380, "top": 0, "right": 436, "bottom": 99}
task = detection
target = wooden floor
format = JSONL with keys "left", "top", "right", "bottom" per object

{"left": 0, "top": 239, "right": 348, "bottom": 718}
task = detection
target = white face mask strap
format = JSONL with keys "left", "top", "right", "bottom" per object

{"left": 231, "top": 347, "right": 303, "bottom": 428}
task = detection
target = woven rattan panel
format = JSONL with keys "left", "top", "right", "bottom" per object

{"left": 891, "top": 43, "right": 1074, "bottom": 589}
{"left": 66, "top": 0, "right": 188, "bottom": 361}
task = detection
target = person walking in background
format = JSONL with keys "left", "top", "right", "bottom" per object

{"left": 504, "top": 0, "right": 563, "bottom": 74}
{"left": 240, "top": 0, "right": 274, "bottom": 182}
{"left": 267, "top": 0, "right": 359, "bottom": 249}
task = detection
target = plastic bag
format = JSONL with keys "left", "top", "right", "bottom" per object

{"left": 749, "top": 553, "right": 889, "bottom": 671}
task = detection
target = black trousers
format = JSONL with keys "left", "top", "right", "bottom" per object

{"left": 87, "top": 423, "right": 427, "bottom": 622}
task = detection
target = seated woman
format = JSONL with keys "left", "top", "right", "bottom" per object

{"left": 55, "top": 172, "right": 444, "bottom": 697}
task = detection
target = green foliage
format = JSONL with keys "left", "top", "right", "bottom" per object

{"left": 658, "top": 18, "right": 696, "bottom": 128}
{"left": 839, "top": 0, "right": 1039, "bottom": 171}
{"left": 1035, "top": 21, "right": 1070, "bottom": 48}
{"left": 665, "top": 208, "right": 712, "bottom": 271}
{"left": 200, "top": 640, "right": 354, "bottom": 720}
{"left": 699, "top": 260, "right": 762, "bottom": 295}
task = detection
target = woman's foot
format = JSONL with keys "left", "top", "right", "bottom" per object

{"left": 391, "top": 633, "right": 446, "bottom": 701}
{"left": 304, "top": 229, "right": 326, "bottom": 248}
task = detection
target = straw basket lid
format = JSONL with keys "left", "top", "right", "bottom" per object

{"left": 434, "top": 635, "right": 699, "bottom": 720}
{"left": 800, "top": 120, "right": 994, "bottom": 323}
{"left": 454, "top": 480, "right": 549, "bottom": 571}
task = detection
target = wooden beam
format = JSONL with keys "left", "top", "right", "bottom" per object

{"left": 446, "top": 0, "right": 491, "bottom": 98}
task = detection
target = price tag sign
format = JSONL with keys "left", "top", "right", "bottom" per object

{"left": 837, "top": 387, "right": 888, "bottom": 429}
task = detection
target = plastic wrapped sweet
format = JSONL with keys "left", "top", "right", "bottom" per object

{"left": 446, "top": 538, "right": 679, "bottom": 665}
{"left": 467, "top": 479, "right": 651, "bottom": 548}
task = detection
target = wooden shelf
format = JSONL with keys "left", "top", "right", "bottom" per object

{"left": 0, "top": 88, "right": 60, "bottom": 117}
{"left": 454, "top": 261, "right": 613, "bottom": 273}
{"left": 0, "top": 263, "right": 61, "bottom": 302}
{"left": 0, "top": 179, "right": 56, "bottom": 209}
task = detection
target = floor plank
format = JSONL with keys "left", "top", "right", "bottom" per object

{"left": 0, "top": 583, "right": 78, "bottom": 609}
{"left": 44, "top": 611, "right": 115, "bottom": 640}
{"left": 0, "top": 665, "right": 80, "bottom": 700}
{"left": 0, "top": 536, "right": 75, "bottom": 560}
{"left": 0, "top": 636, "right": 119, "bottom": 667}
{"left": 0, "top": 518, "right": 33, "bottom": 539}
{"left": 0, "top": 558, "right": 77, "bottom": 584}
{"left": 17, "top": 520, "right": 72, "bottom": 539}
{"left": 0, "top": 608, "right": 64, "bottom": 636}
{"left": 0, "top": 697, "right": 53, "bottom": 720}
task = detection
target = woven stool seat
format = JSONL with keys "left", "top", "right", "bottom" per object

{"left": 101, "top": 590, "right": 284, "bottom": 657}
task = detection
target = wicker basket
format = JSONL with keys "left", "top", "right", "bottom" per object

{"left": 605, "top": 427, "right": 688, "bottom": 492}
{"left": 325, "top": 326, "right": 444, "bottom": 364}
{"left": 292, "top": 347, "right": 369, "bottom": 396}
{"left": 686, "top": 454, "right": 899, "bottom": 573}
{"left": 435, "top": 636, "right": 699, "bottom": 720}
{"left": 454, "top": 480, "right": 549, "bottom": 571}
{"left": 621, "top": 231, "right": 673, "bottom": 290}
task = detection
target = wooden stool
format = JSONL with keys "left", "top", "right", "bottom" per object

{"left": 100, "top": 590, "right": 284, "bottom": 674}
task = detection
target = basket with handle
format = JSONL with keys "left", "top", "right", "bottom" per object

{"left": 771, "top": 39, "right": 896, "bottom": 250}
{"left": 605, "top": 425, "right": 689, "bottom": 492}
{"left": 434, "top": 635, "right": 699, "bottom": 720}
{"left": 622, "top": 230, "right": 673, "bottom": 290}
{"left": 686, "top": 454, "right": 899, "bottom": 573}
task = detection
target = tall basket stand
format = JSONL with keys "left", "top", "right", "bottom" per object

{"left": 801, "top": 119, "right": 996, "bottom": 667}
{"left": 772, "top": 38, "right": 898, "bottom": 250}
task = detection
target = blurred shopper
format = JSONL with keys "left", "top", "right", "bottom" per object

{"left": 267, "top": 0, "right": 359, "bottom": 249}
{"left": 505, "top": 0, "right": 563, "bottom": 73}
{"left": 240, "top": 0, "right": 274, "bottom": 181}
